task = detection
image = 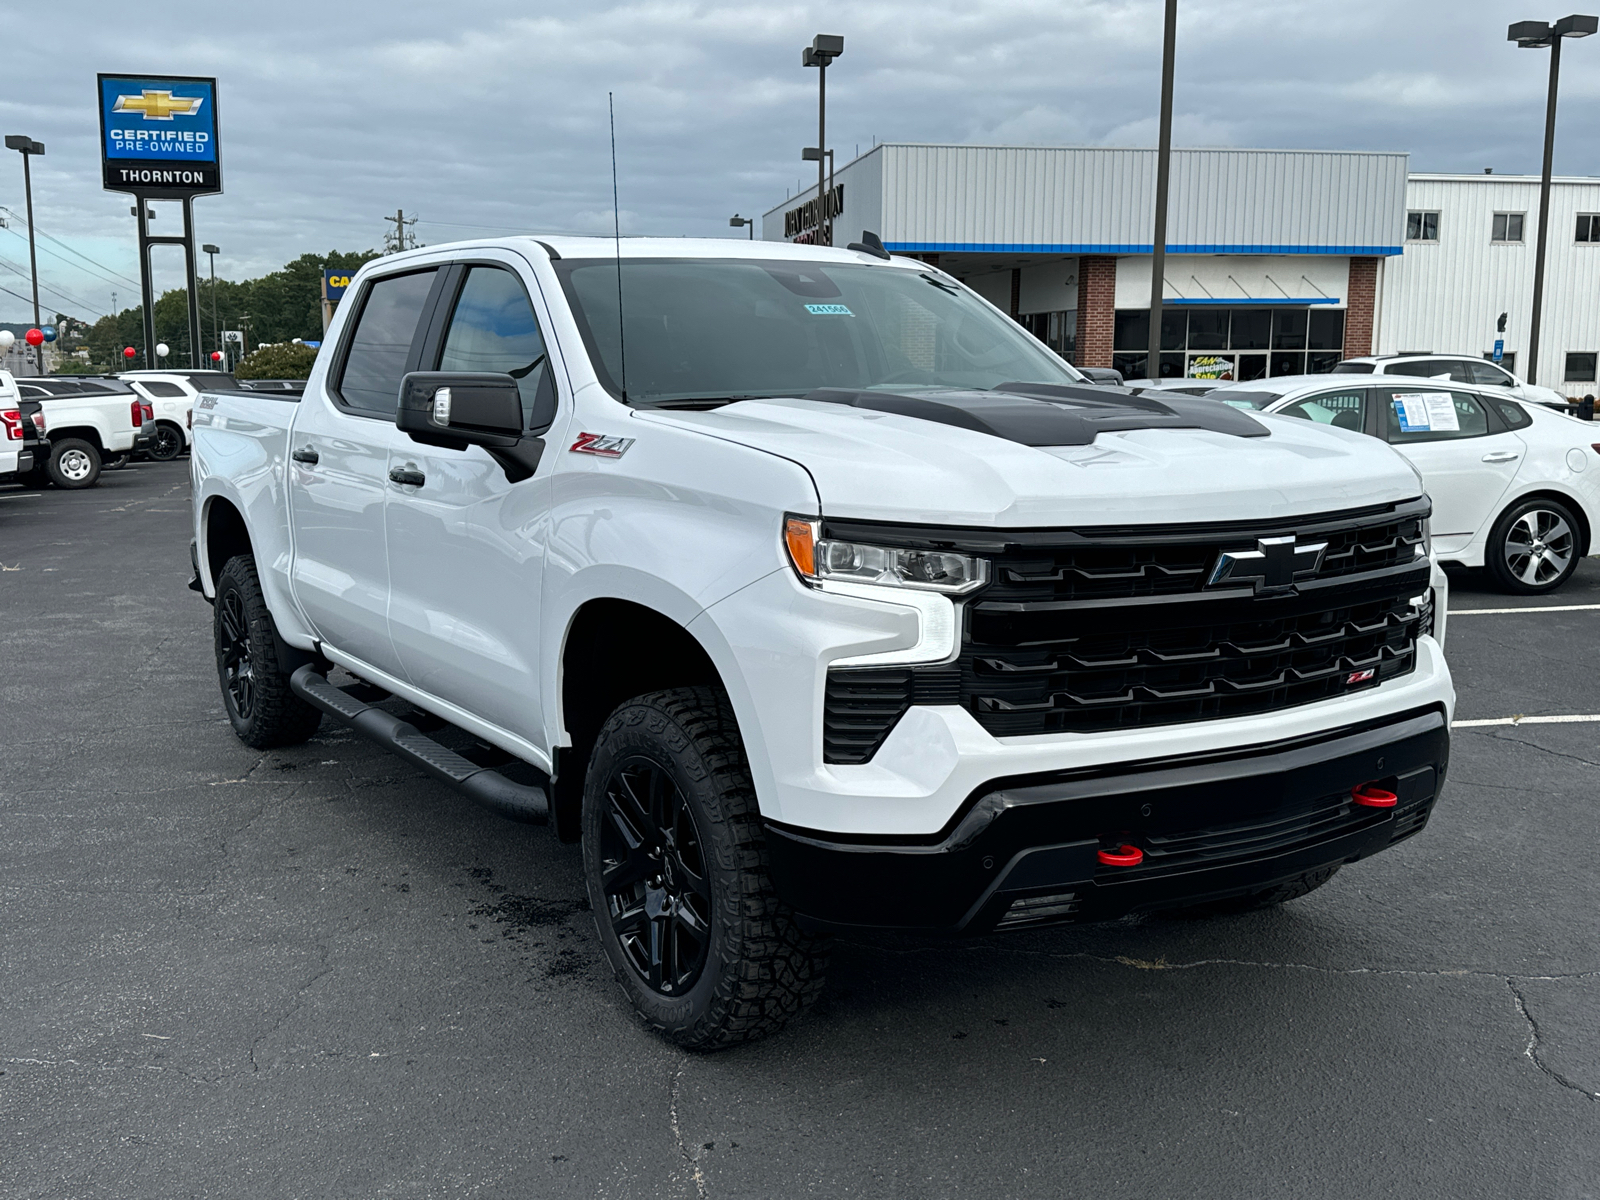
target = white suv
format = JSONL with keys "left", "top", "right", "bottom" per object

{"left": 1333, "top": 353, "right": 1568, "bottom": 410}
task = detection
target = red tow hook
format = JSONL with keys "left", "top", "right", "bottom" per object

{"left": 1351, "top": 783, "right": 1398, "bottom": 808}
{"left": 1096, "top": 844, "right": 1144, "bottom": 867}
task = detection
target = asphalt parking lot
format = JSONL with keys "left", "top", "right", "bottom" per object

{"left": 3, "top": 460, "right": 1598, "bottom": 1199}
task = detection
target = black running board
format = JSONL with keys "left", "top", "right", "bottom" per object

{"left": 290, "top": 665, "right": 549, "bottom": 824}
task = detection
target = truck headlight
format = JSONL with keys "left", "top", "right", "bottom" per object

{"left": 784, "top": 516, "right": 988, "bottom": 594}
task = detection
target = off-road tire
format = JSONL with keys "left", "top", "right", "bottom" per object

{"left": 46, "top": 438, "right": 101, "bottom": 489}
{"left": 582, "top": 686, "right": 827, "bottom": 1050}
{"left": 1165, "top": 863, "right": 1342, "bottom": 918}
{"left": 1486, "top": 496, "right": 1582, "bottom": 594}
{"left": 213, "top": 555, "right": 323, "bottom": 749}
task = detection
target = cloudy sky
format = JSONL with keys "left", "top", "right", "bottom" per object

{"left": 1, "top": 0, "right": 1596, "bottom": 323}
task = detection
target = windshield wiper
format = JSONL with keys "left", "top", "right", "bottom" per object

{"left": 638, "top": 395, "right": 773, "bottom": 409}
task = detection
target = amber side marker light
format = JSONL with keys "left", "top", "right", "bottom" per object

{"left": 785, "top": 516, "right": 819, "bottom": 578}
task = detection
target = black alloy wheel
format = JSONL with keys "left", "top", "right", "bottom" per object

{"left": 217, "top": 585, "right": 256, "bottom": 724}
{"left": 599, "top": 757, "right": 713, "bottom": 996}
{"left": 148, "top": 422, "right": 185, "bottom": 461}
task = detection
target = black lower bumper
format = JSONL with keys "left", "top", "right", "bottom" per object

{"left": 765, "top": 706, "right": 1449, "bottom": 934}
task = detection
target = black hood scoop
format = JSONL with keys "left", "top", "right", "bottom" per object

{"left": 804, "top": 383, "right": 1268, "bottom": 447}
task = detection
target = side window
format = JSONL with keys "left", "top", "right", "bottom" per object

{"left": 1385, "top": 359, "right": 1454, "bottom": 380}
{"left": 138, "top": 381, "right": 187, "bottom": 398}
{"left": 1275, "top": 389, "right": 1368, "bottom": 432}
{"left": 1381, "top": 389, "right": 1491, "bottom": 442}
{"left": 1488, "top": 398, "right": 1533, "bottom": 430}
{"left": 335, "top": 269, "right": 439, "bottom": 416}
{"left": 1467, "top": 360, "right": 1514, "bottom": 387}
{"left": 437, "top": 266, "right": 556, "bottom": 431}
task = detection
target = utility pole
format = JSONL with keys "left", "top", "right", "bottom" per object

{"left": 203, "top": 244, "right": 220, "bottom": 364}
{"left": 384, "top": 209, "right": 418, "bottom": 254}
{"left": 1146, "top": 0, "right": 1179, "bottom": 382}
{"left": 5, "top": 136, "right": 46, "bottom": 373}
{"left": 802, "top": 36, "right": 843, "bottom": 245}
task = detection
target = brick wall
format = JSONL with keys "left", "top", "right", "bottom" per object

{"left": 1075, "top": 255, "right": 1117, "bottom": 368}
{"left": 1345, "top": 257, "right": 1378, "bottom": 358}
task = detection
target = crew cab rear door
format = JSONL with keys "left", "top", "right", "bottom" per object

{"left": 382, "top": 251, "right": 565, "bottom": 750}
{"left": 288, "top": 264, "right": 446, "bottom": 674}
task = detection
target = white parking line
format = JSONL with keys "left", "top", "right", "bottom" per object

{"left": 1448, "top": 604, "right": 1600, "bottom": 615}
{"left": 1453, "top": 714, "right": 1600, "bottom": 728}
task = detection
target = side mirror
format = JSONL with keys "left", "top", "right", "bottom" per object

{"left": 396, "top": 372, "right": 544, "bottom": 481}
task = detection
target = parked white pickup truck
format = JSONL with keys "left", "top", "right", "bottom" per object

{"left": 14, "top": 376, "right": 152, "bottom": 488}
{"left": 190, "top": 236, "right": 1455, "bottom": 1048}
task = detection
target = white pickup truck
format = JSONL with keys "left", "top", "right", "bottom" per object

{"left": 190, "top": 236, "right": 1455, "bottom": 1048}
{"left": 14, "top": 376, "right": 152, "bottom": 487}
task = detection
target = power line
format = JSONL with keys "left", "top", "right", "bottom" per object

{"left": 0, "top": 220, "right": 138, "bottom": 293}
{"left": 0, "top": 207, "right": 141, "bottom": 286}
{"left": 0, "top": 253, "right": 104, "bottom": 317}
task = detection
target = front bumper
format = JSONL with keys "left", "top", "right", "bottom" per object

{"left": 764, "top": 705, "right": 1448, "bottom": 933}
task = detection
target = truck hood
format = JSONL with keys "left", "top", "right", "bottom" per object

{"left": 637, "top": 396, "right": 1424, "bottom": 526}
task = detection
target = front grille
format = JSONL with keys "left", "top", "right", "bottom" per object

{"left": 822, "top": 501, "right": 1430, "bottom": 761}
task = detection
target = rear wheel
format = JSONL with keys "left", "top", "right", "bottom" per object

{"left": 582, "top": 687, "right": 827, "bottom": 1050}
{"left": 46, "top": 438, "right": 101, "bottom": 489}
{"left": 1487, "top": 497, "right": 1581, "bottom": 594}
{"left": 148, "top": 422, "right": 185, "bottom": 461}
{"left": 213, "top": 555, "right": 323, "bottom": 749}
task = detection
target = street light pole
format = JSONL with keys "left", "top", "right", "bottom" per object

{"left": 203, "top": 244, "right": 220, "bottom": 363}
{"left": 729, "top": 215, "right": 755, "bottom": 239}
{"left": 1509, "top": 14, "right": 1597, "bottom": 385}
{"left": 1146, "top": 0, "right": 1178, "bottom": 381}
{"left": 5, "top": 135, "right": 46, "bottom": 374}
{"left": 803, "top": 35, "right": 843, "bottom": 246}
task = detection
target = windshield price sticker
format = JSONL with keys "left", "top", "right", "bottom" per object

{"left": 804, "top": 304, "right": 852, "bottom": 316}
{"left": 1392, "top": 392, "right": 1460, "bottom": 433}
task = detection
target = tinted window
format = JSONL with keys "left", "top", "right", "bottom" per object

{"left": 1381, "top": 388, "right": 1490, "bottom": 442}
{"left": 1276, "top": 389, "right": 1367, "bottom": 432}
{"left": 137, "top": 381, "right": 187, "bottom": 398}
{"left": 1467, "top": 360, "right": 1514, "bottom": 386}
{"left": 1331, "top": 361, "right": 1374, "bottom": 374}
{"left": 1205, "top": 389, "right": 1284, "bottom": 410}
{"left": 336, "top": 269, "right": 438, "bottom": 415}
{"left": 1488, "top": 398, "right": 1533, "bottom": 430}
{"left": 438, "top": 266, "right": 555, "bottom": 430}
{"left": 1564, "top": 352, "right": 1597, "bottom": 383}
{"left": 1386, "top": 358, "right": 1466, "bottom": 381}
{"left": 1307, "top": 309, "right": 1344, "bottom": 350}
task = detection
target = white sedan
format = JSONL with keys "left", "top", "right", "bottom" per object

{"left": 1208, "top": 375, "right": 1600, "bottom": 594}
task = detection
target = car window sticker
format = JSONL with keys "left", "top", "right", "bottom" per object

{"left": 1392, "top": 393, "right": 1434, "bottom": 433}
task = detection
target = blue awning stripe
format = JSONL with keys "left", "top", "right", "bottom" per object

{"left": 884, "top": 242, "right": 1401, "bottom": 257}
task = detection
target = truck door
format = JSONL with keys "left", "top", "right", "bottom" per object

{"left": 288, "top": 266, "right": 443, "bottom": 674}
{"left": 383, "top": 257, "right": 561, "bottom": 749}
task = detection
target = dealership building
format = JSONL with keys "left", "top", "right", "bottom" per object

{"left": 762, "top": 144, "right": 1600, "bottom": 396}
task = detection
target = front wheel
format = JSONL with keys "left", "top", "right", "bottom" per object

{"left": 213, "top": 555, "right": 323, "bottom": 749}
{"left": 1487, "top": 497, "right": 1581, "bottom": 594}
{"left": 582, "top": 687, "right": 827, "bottom": 1050}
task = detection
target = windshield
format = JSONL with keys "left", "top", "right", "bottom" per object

{"left": 554, "top": 257, "right": 1083, "bottom": 405}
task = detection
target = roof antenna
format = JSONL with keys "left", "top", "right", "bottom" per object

{"left": 609, "top": 92, "right": 628, "bottom": 403}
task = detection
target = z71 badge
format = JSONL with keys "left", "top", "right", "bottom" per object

{"left": 570, "top": 432, "right": 635, "bottom": 458}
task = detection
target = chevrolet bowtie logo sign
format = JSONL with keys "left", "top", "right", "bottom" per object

{"left": 113, "top": 90, "right": 205, "bottom": 121}
{"left": 1207, "top": 535, "right": 1328, "bottom": 594}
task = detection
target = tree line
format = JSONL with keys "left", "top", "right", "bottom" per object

{"left": 73, "top": 249, "right": 380, "bottom": 371}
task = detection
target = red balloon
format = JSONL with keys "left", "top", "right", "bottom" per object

{"left": 25, "top": 328, "right": 44, "bottom": 346}
{"left": 123, "top": 346, "right": 137, "bottom": 358}
{"left": 211, "top": 350, "right": 223, "bottom": 362}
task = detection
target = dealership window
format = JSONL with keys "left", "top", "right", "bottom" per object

{"left": 1565, "top": 352, "right": 1598, "bottom": 383}
{"left": 1577, "top": 214, "right": 1600, "bottom": 243}
{"left": 1406, "top": 211, "right": 1440, "bottom": 242}
{"left": 1482, "top": 351, "right": 1517, "bottom": 375}
{"left": 1111, "top": 306, "right": 1342, "bottom": 381}
{"left": 1492, "top": 212, "right": 1525, "bottom": 243}
{"left": 1019, "top": 309, "right": 1076, "bottom": 362}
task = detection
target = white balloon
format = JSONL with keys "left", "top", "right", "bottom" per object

{"left": 0, "top": 330, "right": 13, "bottom": 348}
{"left": 155, "top": 342, "right": 170, "bottom": 357}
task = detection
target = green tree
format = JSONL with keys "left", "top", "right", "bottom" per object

{"left": 234, "top": 341, "right": 320, "bottom": 379}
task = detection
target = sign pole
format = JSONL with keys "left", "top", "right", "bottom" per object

{"left": 137, "top": 202, "right": 156, "bottom": 369}
{"left": 182, "top": 198, "right": 202, "bottom": 367}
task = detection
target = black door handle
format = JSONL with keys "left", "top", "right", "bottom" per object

{"left": 291, "top": 446, "right": 319, "bottom": 465}
{"left": 388, "top": 465, "right": 426, "bottom": 487}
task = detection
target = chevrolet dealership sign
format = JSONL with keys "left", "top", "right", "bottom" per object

{"left": 98, "top": 74, "right": 222, "bottom": 196}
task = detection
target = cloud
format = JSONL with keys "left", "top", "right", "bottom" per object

{"left": 0, "top": 0, "right": 1593, "bottom": 322}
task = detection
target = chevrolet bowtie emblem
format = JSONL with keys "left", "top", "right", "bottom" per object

{"left": 1207, "top": 535, "right": 1328, "bottom": 594}
{"left": 113, "top": 90, "right": 205, "bottom": 121}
